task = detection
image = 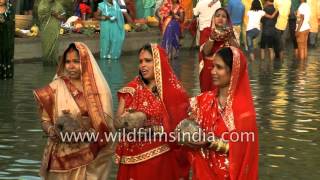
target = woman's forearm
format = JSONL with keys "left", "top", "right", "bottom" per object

{"left": 208, "top": 138, "right": 229, "bottom": 154}
{"left": 95, "top": 10, "right": 109, "bottom": 20}
{"left": 202, "top": 40, "right": 214, "bottom": 56}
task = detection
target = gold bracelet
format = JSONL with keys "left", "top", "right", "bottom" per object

{"left": 224, "top": 143, "right": 229, "bottom": 154}
{"left": 216, "top": 139, "right": 223, "bottom": 152}
{"left": 220, "top": 142, "right": 226, "bottom": 152}
{"left": 219, "top": 141, "right": 229, "bottom": 154}
{"left": 208, "top": 140, "right": 217, "bottom": 149}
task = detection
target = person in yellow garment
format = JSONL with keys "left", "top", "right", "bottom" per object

{"left": 273, "top": 0, "right": 291, "bottom": 59}
{"left": 307, "top": 0, "right": 318, "bottom": 48}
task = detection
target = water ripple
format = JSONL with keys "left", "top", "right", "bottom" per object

{"left": 1, "top": 49, "right": 320, "bottom": 179}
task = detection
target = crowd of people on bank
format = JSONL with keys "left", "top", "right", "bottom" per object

{"left": 194, "top": 0, "right": 319, "bottom": 62}
{"left": 1, "top": 0, "right": 319, "bottom": 79}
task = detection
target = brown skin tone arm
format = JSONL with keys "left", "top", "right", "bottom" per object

{"left": 114, "top": 97, "right": 126, "bottom": 129}
{"left": 94, "top": 9, "right": 111, "bottom": 20}
{"left": 40, "top": 110, "right": 60, "bottom": 142}
{"left": 228, "top": 36, "right": 240, "bottom": 47}
{"left": 51, "top": 11, "right": 66, "bottom": 21}
{"left": 203, "top": 39, "right": 215, "bottom": 57}
{"left": 296, "top": 14, "right": 304, "bottom": 33}
{"left": 203, "top": 30, "right": 239, "bottom": 56}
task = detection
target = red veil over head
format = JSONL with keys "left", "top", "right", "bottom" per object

{"left": 190, "top": 47, "right": 258, "bottom": 180}
{"left": 199, "top": 8, "right": 238, "bottom": 92}
{"left": 150, "top": 44, "right": 190, "bottom": 179}
{"left": 150, "top": 44, "right": 190, "bottom": 132}
{"left": 223, "top": 47, "right": 258, "bottom": 180}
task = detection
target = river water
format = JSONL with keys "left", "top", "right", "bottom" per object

{"left": 0, "top": 49, "right": 319, "bottom": 179}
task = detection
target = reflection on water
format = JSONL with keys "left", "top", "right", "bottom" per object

{"left": 0, "top": 49, "right": 320, "bottom": 179}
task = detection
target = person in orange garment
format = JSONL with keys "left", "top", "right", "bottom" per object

{"left": 181, "top": 0, "right": 193, "bottom": 21}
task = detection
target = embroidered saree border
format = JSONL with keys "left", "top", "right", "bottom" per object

{"left": 114, "top": 144, "right": 170, "bottom": 164}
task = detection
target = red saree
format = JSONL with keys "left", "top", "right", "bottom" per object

{"left": 199, "top": 8, "right": 237, "bottom": 92}
{"left": 116, "top": 44, "right": 190, "bottom": 180}
{"left": 190, "top": 47, "right": 259, "bottom": 180}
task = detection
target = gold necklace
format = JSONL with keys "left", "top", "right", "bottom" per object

{"left": 218, "top": 95, "right": 227, "bottom": 112}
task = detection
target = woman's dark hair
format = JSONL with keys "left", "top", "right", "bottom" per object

{"left": 214, "top": 8, "right": 231, "bottom": 26}
{"left": 138, "top": 44, "right": 153, "bottom": 85}
{"left": 216, "top": 47, "right": 233, "bottom": 70}
{"left": 214, "top": 8, "right": 230, "bottom": 19}
{"left": 250, "top": 0, "right": 262, "bottom": 11}
{"left": 62, "top": 43, "right": 79, "bottom": 64}
{"left": 80, "top": 0, "right": 90, "bottom": 5}
{"left": 138, "top": 44, "right": 152, "bottom": 55}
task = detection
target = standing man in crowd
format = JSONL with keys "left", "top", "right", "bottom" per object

{"left": 288, "top": 0, "right": 300, "bottom": 58}
{"left": 274, "top": 0, "right": 291, "bottom": 59}
{"left": 227, "top": 0, "right": 245, "bottom": 45}
{"left": 260, "top": 0, "right": 278, "bottom": 60}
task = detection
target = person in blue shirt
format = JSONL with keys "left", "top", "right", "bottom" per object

{"left": 227, "top": 0, "right": 245, "bottom": 45}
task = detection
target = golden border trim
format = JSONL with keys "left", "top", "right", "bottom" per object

{"left": 118, "top": 87, "right": 136, "bottom": 96}
{"left": 114, "top": 144, "right": 170, "bottom": 164}
{"left": 222, "top": 47, "right": 241, "bottom": 132}
{"left": 151, "top": 44, "right": 163, "bottom": 99}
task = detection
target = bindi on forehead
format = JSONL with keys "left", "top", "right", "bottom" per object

{"left": 66, "top": 50, "right": 79, "bottom": 57}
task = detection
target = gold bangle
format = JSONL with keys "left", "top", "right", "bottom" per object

{"left": 208, "top": 140, "right": 217, "bottom": 149}
{"left": 224, "top": 143, "right": 229, "bottom": 154}
{"left": 218, "top": 140, "right": 229, "bottom": 154}
{"left": 220, "top": 142, "right": 226, "bottom": 152}
{"left": 216, "top": 139, "right": 223, "bottom": 152}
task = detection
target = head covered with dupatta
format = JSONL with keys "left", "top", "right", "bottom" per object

{"left": 210, "top": 7, "right": 238, "bottom": 43}
{"left": 147, "top": 43, "right": 190, "bottom": 132}
{"left": 33, "top": 42, "right": 114, "bottom": 175}
{"left": 217, "top": 46, "right": 258, "bottom": 179}
{"left": 56, "top": 42, "right": 114, "bottom": 142}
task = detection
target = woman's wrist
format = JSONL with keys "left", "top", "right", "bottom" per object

{"left": 100, "top": 16, "right": 106, "bottom": 20}
{"left": 207, "top": 138, "right": 229, "bottom": 154}
{"left": 47, "top": 125, "right": 55, "bottom": 136}
{"left": 208, "top": 36, "right": 214, "bottom": 42}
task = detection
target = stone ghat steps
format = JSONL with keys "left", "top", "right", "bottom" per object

{"left": 14, "top": 29, "right": 194, "bottom": 63}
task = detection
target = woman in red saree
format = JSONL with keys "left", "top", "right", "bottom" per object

{"left": 33, "top": 42, "right": 115, "bottom": 179}
{"left": 115, "top": 43, "right": 190, "bottom": 179}
{"left": 199, "top": 8, "right": 238, "bottom": 92}
{"left": 187, "top": 47, "right": 258, "bottom": 180}
{"left": 159, "top": 0, "right": 185, "bottom": 60}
